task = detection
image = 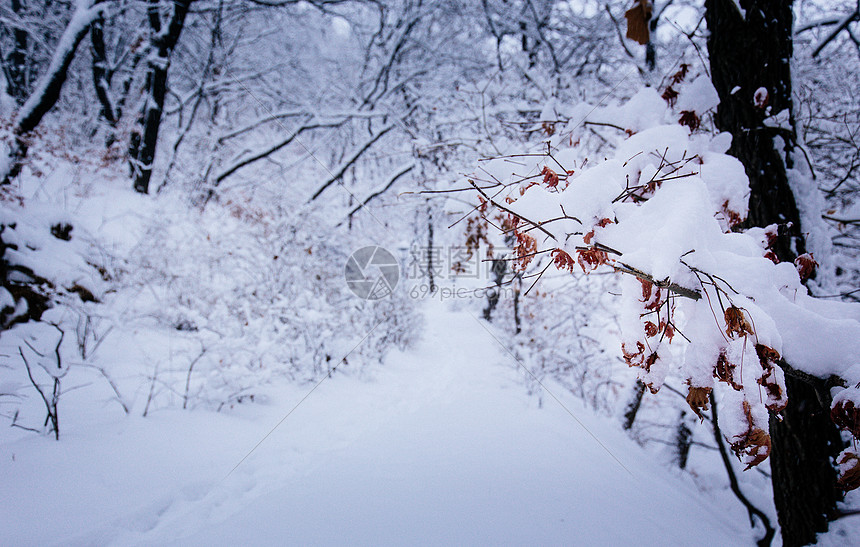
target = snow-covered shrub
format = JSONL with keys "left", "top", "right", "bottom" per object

{"left": 0, "top": 180, "right": 108, "bottom": 436}
{"left": 0, "top": 123, "right": 421, "bottom": 430}
{"left": 513, "top": 276, "right": 621, "bottom": 413}
{"left": 113, "top": 188, "right": 420, "bottom": 412}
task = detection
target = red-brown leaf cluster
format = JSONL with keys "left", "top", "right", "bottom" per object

{"left": 720, "top": 199, "right": 744, "bottom": 230}
{"left": 576, "top": 247, "right": 608, "bottom": 272}
{"left": 761, "top": 224, "right": 782, "bottom": 263}
{"left": 622, "top": 339, "right": 661, "bottom": 393}
{"left": 541, "top": 166, "right": 560, "bottom": 188}
{"left": 730, "top": 400, "right": 772, "bottom": 470}
{"left": 661, "top": 86, "right": 679, "bottom": 107}
{"left": 764, "top": 224, "right": 779, "bottom": 248}
{"left": 661, "top": 64, "right": 689, "bottom": 107}
{"left": 794, "top": 253, "right": 819, "bottom": 282}
{"left": 664, "top": 321, "right": 675, "bottom": 341}
{"left": 502, "top": 214, "right": 519, "bottom": 232}
{"left": 622, "top": 340, "right": 645, "bottom": 368}
{"left": 755, "top": 344, "right": 787, "bottom": 412}
{"left": 724, "top": 306, "right": 754, "bottom": 339}
{"left": 514, "top": 231, "right": 537, "bottom": 271}
{"left": 753, "top": 87, "right": 769, "bottom": 110}
{"left": 640, "top": 279, "right": 663, "bottom": 311}
{"left": 837, "top": 450, "right": 860, "bottom": 491}
{"left": 583, "top": 218, "right": 613, "bottom": 245}
{"left": 832, "top": 398, "right": 860, "bottom": 439}
{"left": 462, "top": 216, "right": 489, "bottom": 260}
{"left": 551, "top": 248, "right": 576, "bottom": 272}
{"left": 644, "top": 320, "right": 660, "bottom": 338}
{"left": 670, "top": 64, "right": 690, "bottom": 85}
{"left": 644, "top": 351, "right": 658, "bottom": 372}
{"left": 715, "top": 350, "right": 743, "bottom": 391}
{"left": 678, "top": 110, "right": 700, "bottom": 131}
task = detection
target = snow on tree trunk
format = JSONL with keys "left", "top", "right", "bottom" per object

{"left": 89, "top": 11, "right": 118, "bottom": 128}
{"left": 3, "top": 0, "right": 31, "bottom": 104}
{"left": 128, "top": 0, "right": 193, "bottom": 194}
{"left": 705, "top": 2, "right": 844, "bottom": 544}
{"left": 1, "top": 0, "right": 106, "bottom": 185}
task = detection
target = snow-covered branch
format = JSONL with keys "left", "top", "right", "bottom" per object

{"left": 14, "top": 0, "right": 107, "bottom": 135}
{"left": 341, "top": 162, "right": 415, "bottom": 222}
{"left": 469, "top": 77, "right": 860, "bottom": 476}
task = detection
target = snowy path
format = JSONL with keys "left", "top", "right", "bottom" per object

{"left": 2, "top": 303, "right": 749, "bottom": 546}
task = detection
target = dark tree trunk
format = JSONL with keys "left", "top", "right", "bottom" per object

{"left": 3, "top": 0, "right": 31, "bottom": 104}
{"left": 705, "top": 0, "right": 803, "bottom": 259}
{"left": 128, "top": 0, "right": 192, "bottom": 194}
{"left": 426, "top": 203, "right": 436, "bottom": 293}
{"left": 621, "top": 378, "right": 646, "bottom": 430}
{"left": 482, "top": 257, "right": 505, "bottom": 321}
{"left": 705, "top": 2, "right": 844, "bottom": 545}
{"left": 769, "top": 375, "right": 844, "bottom": 546}
{"left": 512, "top": 280, "right": 521, "bottom": 334}
{"left": 646, "top": 8, "right": 657, "bottom": 71}
{"left": 90, "top": 12, "right": 118, "bottom": 127}
{"left": 676, "top": 410, "right": 692, "bottom": 469}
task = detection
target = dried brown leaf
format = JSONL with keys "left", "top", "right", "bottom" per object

{"left": 724, "top": 306, "right": 754, "bottom": 339}
{"left": 686, "top": 385, "right": 711, "bottom": 420}
{"left": 624, "top": 0, "right": 652, "bottom": 45}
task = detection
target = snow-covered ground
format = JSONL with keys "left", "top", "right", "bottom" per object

{"left": 1, "top": 301, "right": 754, "bottom": 546}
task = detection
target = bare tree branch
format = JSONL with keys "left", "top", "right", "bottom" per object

{"left": 308, "top": 123, "right": 395, "bottom": 202}
{"left": 215, "top": 120, "right": 345, "bottom": 185}
{"left": 340, "top": 162, "right": 414, "bottom": 224}
{"left": 812, "top": 8, "right": 860, "bottom": 57}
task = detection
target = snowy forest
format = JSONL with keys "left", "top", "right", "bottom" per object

{"left": 2, "top": 0, "right": 860, "bottom": 545}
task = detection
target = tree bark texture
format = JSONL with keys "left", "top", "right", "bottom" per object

{"left": 129, "top": 0, "right": 192, "bottom": 194}
{"left": 3, "top": 0, "right": 31, "bottom": 104}
{"left": 705, "top": 2, "right": 844, "bottom": 545}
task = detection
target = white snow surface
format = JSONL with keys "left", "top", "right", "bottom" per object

{"left": 0, "top": 302, "right": 751, "bottom": 546}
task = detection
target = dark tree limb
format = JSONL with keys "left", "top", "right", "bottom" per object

{"left": 340, "top": 162, "right": 415, "bottom": 223}
{"left": 215, "top": 120, "right": 345, "bottom": 185}
{"left": 710, "top": 393, "right": 775, "bottom": 547}
{"left": 308, "top": 123, "right": 395, "bottom": 202}
{"left": 812, "top": 8, "right": 860, "bottom": 57}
